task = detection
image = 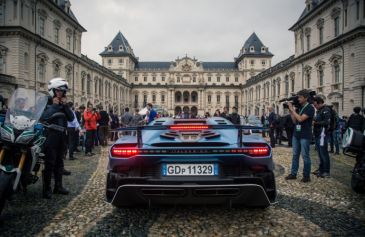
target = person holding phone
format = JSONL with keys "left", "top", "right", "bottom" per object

{"left": 83, "top": 104, "right": 100, "bottom": 156}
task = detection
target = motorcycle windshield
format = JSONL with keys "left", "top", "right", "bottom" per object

{"left": 4, "top": 88, "right": 48, "bottom": 130}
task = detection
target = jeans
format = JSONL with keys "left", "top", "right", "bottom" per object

{"left": 85, "top": 130, "right": 96, "bottom": 154}
{"left": 330, "top": 130, "right": 340, "bottom": 154}
{"left": 291, "top": 136, "right": 311, "bottom": 177}
{"left": 315, "top": 136, "right": 331, "bottom": 173}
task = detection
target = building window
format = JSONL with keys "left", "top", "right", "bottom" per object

{"left": 162, "top": 76, "right": 165, "bottom": 81}
{"left": 250, "top": 60, "right": 255, "bottom": 65}
{"left": 161, "top": 95, "right": 165, "bottom": 103}
{"left": 306, "top": 73, "right": 311, "bottom": 88}
{"left": 38, "top": 61, "right": 45, "bottom": 82}
{"left": 345, "top": 8, "right": 348, "bottom": 27}
{"left": 235, "top": 77, "right": 238, "bottom": 82}
{"left": 20, "top": 1, "right": 23, "bottom": 20}
{"left": 208, "top": 95, "right": 211, "bottom": 104}
{"left": 216, "top": 95, "right": 220, "bottom": 103}
{"left": 13, "top": 0, "right": 17, "bottom": 19}
{"left": 334, "top": 16, "right": 340, "bottom": 37}
{"left": 226, "top": 77, "right": 229, "bottom": 82}
{"left": 134, "top": 76, "right": 138, "bottom": 82}
{"left": 262, "top": 60, "right": 266, "bottom": 66}
{"left": 152, "top": 94, "right": 156, "bottom": 103}
{"left": 134, "top": 94, "right": 138, "bottom": 105}
{"left": 217, "top": 77, "right": 220, "bottom": 82}
{"left": 250, "top": 46, "right": 254, "bottom": 52}
{"left": 319, "top": 66, "right": 324, "bottom": 86}
{"left": 144, "top": 76, "right": 147, "bottom": 82}
{"left": 300, "top": 33, "right": 304, "bottom": 53}
{"left": 225, "top": 95, "right": 229, "bottom": 108}
{"left": 193, "top": 77, "right": 196, "bottom": 82}
{"left": 119, "top": 59, "right": 123, "bottom": 64}
{"left": 143, "top": 95, "right": 147, "bottom": 107}
{"left": 334, "top": 63, "right": 340, "bottom": 83}
{"left": 319, "top": 27, "right": 323, "bottom": 45}
{"left": 177, "top": 77, "right": 180, "bottom": 83}
{"left": 39, "top": 17, "right": 45, "bottom": 36}
{"left": 87, "top": 80, "right": 91, "bottom": 94}
{"left": 208, "top": 77, "right": 211, "bottom": 82}
{"left": 285, "top": 77, "right": 289, "bottom": 96}
{"left": 356, "top": 1, "right": 360, "bottom": 20}
{"left": 108, "top": 59, "right": 112, "bottom": 65}
{"left": 54, "top": 27, "right": 59, "bottom": 44}
{"left": 234, "top": 96, "right": 238, "bottom": 108}
{"left": 291, "top": 79, "right": 294, "bottom": 92}
{"left": 306, "top": 35, "right": 311, "bottom": 51}
{"left": 66, "top": 35, "right": 71, "bottom": 50}
{"left": 0, "top": 54, "right": 4, "bottom": 74}
{"left": 53, "top": 63, "right": 60, "bottom": 77}
{"left": 152, "top": 76, "right": 156, "bottom": 82}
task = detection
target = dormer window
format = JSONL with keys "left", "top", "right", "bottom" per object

{"left": 250, "top": 46, "right": 254, "bottom": 52}
{"left": 108, "top": 46, "right": 112, "bottom": 51}
{"left": 261, "top": 47, "right": 266, "bottom": 52}
{"left": 243, "top": 48, "right": 247, "bottom": 53}
{"left": 119, "top": 46, "right": 124, "bottom": 51}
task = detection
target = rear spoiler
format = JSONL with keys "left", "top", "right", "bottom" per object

{"left": 117, "top": 125, "right": 267, "bottom": 148}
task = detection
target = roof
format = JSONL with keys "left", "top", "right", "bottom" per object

{"left": 48, "top": 0, "right": 86, "bottom": 32}
{"left": 235, "top": 33, "right": 273, "bottom": 62}
{"left": 135, "top": 61, "right": 238, "bottom": 70}
{"left": 289, "top": 0, "right": 323, "bottom": 30}
{"left": 99, "top": 31, "right": 138, "bottom": 62}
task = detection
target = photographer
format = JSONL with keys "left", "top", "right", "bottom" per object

{"left": 312, "top": 97, "right": 331, "bottom": 178}
{"left": 285, "top": 89, "right": 315, "bottom": 183}
{"left": 41, "top": 78, "right": 74, "bottom": 199}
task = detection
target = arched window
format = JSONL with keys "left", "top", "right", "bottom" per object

{"left": 24, "top": 52, "right": 29, "bottom": 72}
{"left": 191, "top": 91, "right": 198, "bottom": 103}
{"left": 318, "top": 66, "right": 324, "bottom": 86}
{"left": 175, "top": 91, "right": 182, "bottom": 103}
{"left": 183, "top": 91, "right": 189, "bottom": 103}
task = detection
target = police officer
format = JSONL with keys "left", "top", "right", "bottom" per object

{"left": 312, "top": 97, "right": 331, "bottom": 178}
{"left": 41, "top": 78, "right": 74, "bottom": 199}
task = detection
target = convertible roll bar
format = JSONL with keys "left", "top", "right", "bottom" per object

{"left": 117, "top": 125, "right": 267, "bottom": 148}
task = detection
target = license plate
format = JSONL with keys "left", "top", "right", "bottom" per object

{"left": 162, "top": 164, "right": 218, "bottom": 176}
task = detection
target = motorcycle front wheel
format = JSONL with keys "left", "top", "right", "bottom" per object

{"left": 0, "top": 171, "right": 14, "bottom": 215}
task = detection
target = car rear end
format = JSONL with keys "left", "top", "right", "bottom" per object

{"left": 106, "top": 118, "right": 276, "bottom": 208}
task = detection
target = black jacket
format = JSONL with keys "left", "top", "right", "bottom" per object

{"left": 346, "top": 113, "right": 365, "bottom": 132}
{"left": 41, "top": 103, "right": 74, "bottom": 129}
{"left": 230, "top": 113, "right": 241, "bottom": 125}
{"left": 98, "top": 110, "right": 110, "bottom": 126}
{"left": 313, "top": 105, "right": 331, "bottom": 137}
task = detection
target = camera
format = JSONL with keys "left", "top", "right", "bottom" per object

{"left": 279, "top": 90, "right": 316, "bottom": 109}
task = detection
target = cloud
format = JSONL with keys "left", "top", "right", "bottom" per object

{"left": 72, "top": 0, "right": 304, "bottom": 65}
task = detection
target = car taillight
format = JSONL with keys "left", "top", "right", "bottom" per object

{"left": 170, "top": 125, "right": 210, "bottom": 131}
{"left": 231, "top": 147, "right": 270, "bottom": 157}
{"left": 111, "top": 145, "right": 139, "bottom": 158}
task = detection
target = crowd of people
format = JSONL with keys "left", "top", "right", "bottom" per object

{"left": 262, "top": 89, "right": 365, "bottom": 182}
{"left": 1, "top": 79, "right": 365, "bottom": 199}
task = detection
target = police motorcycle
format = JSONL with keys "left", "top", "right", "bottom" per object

{"left": 0, "top": 88, "right": 48, "bottom": 215}
{"left": 342, "top": 127, "right": 365, "bottom": 194}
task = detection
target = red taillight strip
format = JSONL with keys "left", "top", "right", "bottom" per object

{"left": 111, "top": 146, "right": 139, "bottom": 158}
{"left": 169, "top": 125, "right": 210, "bottom": 130}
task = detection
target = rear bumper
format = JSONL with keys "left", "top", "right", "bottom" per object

{"left": 110, "top": 183, "right": 273, "bottom": 208}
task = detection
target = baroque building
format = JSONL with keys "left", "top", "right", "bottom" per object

{"left": 243, "top": 0, "right": 365, "bottom": 116}
{"left": 1, "top": 0, "right": 364, "bottom": 117}
{"left": 100, "top": 31, "right": 273, "bottom": 116}
{"left": 0, "top": 0, "right": 131, "bottom": 113}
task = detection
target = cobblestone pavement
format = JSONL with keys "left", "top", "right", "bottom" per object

{"left": 0, "top": 143, "right": 365, "bottom": 237}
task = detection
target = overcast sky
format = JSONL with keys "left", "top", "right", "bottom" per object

{"left": 71, "top": 0, "right": 305, "bottom": 65}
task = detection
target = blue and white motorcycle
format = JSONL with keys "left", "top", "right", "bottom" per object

{"left": 0, "top": 88, "right": 48, "bottom": 215}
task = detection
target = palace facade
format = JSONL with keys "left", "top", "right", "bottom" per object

{"left": 1, "top": 0, "right": 364, "bottom": 116}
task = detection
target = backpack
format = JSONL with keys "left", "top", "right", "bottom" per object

{"left": 326, "top": 106, "right": 338, "bottom": 131}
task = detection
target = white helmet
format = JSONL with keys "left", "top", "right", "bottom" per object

{"left": 48, "top": 77, "right": 69, "bottom": 97}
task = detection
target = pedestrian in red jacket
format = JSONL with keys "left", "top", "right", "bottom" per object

{"left": 83, "top": 104, "right": 100, "bottom": 156}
